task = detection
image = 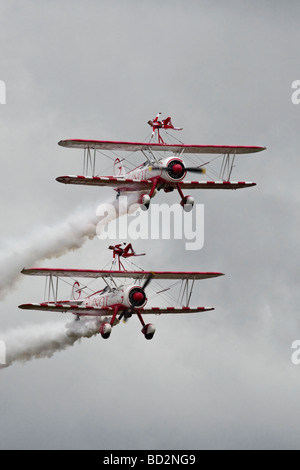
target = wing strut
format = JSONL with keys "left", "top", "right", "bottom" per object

{"left": 179, "top": 278, "right": 195, "bottom": 307}
{"left": 44, "top": 274, "right": 59, "bottom": 302}
{"left": 219, "top": 151, "right": 236, "bottom": 181}
{"left": 83, "top": 147, "right": 97, "bottom": 176}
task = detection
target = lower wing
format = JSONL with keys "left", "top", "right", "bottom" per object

{"left": 18, "top": 302, "right": 113, "bottom": 316}
{"left": 19, "top": 303, "right": 214, "bottom": 316}
{"left": 56, "top": 175, "right": 255, "bottom": 190}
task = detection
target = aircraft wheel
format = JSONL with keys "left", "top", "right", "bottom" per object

{"left": 142, "top": 323, "right": 156, "bottom": 340}
{"left": 181, "top": 195, "right": 194, "bottom": 212}
{"left": 99, "top": 322, "right": 112, "bottom": 339}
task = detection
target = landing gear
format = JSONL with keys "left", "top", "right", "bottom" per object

{"left": 176, "top": 184, "right": 194, "bottom": 212}
{"left": 142, "top": 323, "right": 156, "bottom": 340}
{"left": 138, "top": 194, "right": 151, "bottom": 211}
{"left": 138, "top": 177, "right": 160, "bottom": 211}
{"left": 180, "top": 195, "right": 194, "bottom": 212}
{"left": 99, "top": 306, "right": 120, "bottom": 339}
{"left": 99, "top": 322, "right": 112, "bottom": 339}
{"left": 137, "top": 310, "right": 156, "bottom": 340}
{"left": 100, "top": 308, "right": 156, "bottom": 340}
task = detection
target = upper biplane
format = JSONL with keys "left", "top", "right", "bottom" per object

{"left": 18, "top": 244, "right": 224, "bottom": 340}
{"left": 56, "top": 113, "right": 266, "bottom": 212}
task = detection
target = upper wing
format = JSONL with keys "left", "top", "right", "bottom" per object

{"left": 56, "top": 175, "right": 255, "bottom": 190}
{"left": 58, "top": 139, "right": 266, "bottom": 155}
{"left": 21, "top": 268, "right": 224, "bottom": 280}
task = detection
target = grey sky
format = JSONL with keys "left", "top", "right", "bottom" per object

{"left": 0, "top": 0, "right": 300, "bottom": 449}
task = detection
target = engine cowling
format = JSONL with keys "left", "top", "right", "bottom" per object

{"left": 138, "top": 193, "right": 151, "bottom": 210}
{"left": 128, "top": 287, "right": 147, "bottom": 308}
{"left": 142, "top": 323, "right": 156, "bottom": 340}
{"left": 180, "top": 195, "right": 194, "bottom": 212}
{"left": 161, "top": 158, "right": 186, "bottom": 182}
{"left": 99, "top": 322, "right": 112, "bottom": 339}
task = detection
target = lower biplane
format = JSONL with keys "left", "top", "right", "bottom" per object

{"left": 56, "top": 114, "right": 266, "bottom": 212}
{"left": 18, "top": 244, "right": 224, "bottom": 340}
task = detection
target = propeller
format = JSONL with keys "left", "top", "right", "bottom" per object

{"left": 141, "top": 272, "right": 154, "bottom": 290}
{"left": 151, "top": 165, "right": 206, "bottom": 174}
{"left": 183, "top": 166, "right": 206, "bottom": 173}
{"left": 120, "top": 273, "right": 154, "bottom": 323}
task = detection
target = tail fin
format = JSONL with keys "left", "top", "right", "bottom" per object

{"left": 114, "top": 158, "right": 125, "bottom": 176}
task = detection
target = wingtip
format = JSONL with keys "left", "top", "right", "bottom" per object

{"left": 18, "top": 303, "right": 29, "bottom": 309}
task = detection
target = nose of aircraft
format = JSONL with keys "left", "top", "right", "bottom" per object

{"left": 132, "top": 291, "right": 145, "bottom": 303}
{"left": 172, "top": 163, "right": 184, "bottom": 174}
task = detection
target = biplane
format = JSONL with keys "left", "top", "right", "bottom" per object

{"left": 56, "top": 113, "right": 266, "bottom": 212}
{"left": 18, "top": 244, "right": 224, "bottom": 340}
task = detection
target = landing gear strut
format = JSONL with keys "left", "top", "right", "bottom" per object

{"left": 176, "top": 184, "right": 194, "bottom": 212}
{"left": 136, "top": 310, "right": 156, "bottom": 340}
{"left": 99, "top": 306, "right": 120, "bottom": 339}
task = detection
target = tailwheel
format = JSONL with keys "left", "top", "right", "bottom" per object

{"left": 99, "top": 322, "right": 112, "bottom": 339}
{"left": 142, "top": 323, "right": 156, "bottom": 340}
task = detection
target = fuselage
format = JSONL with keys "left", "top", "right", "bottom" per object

{"left": 81, "top": 284, "right": 147, "bottom": 311}
{"left": 126, "top": 156, "right": 187, "bottom": 184}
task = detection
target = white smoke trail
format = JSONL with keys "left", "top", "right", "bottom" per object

{"left": 0, "top": 316, "right": 108, "bottom": 368}
{"left": 0, "top": 195, "right": 138, "bottom": 299}
{"left": 0, "top": 194, "right": 139, "bottom": 367}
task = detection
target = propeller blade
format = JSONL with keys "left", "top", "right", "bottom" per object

{"left": 150, "top": 166, "right": 205, "bottom": 174}
{"left": 142, "top": 273, "right": 153, "bottom": 290}
{"left": 150, "top": 166, "right": 166, "bottom": 171}
{"left": 184, "top": 167, "right": 206, "bottom": 173}
{"left": 122, "top": 308, "right": 133, "bottom": 323}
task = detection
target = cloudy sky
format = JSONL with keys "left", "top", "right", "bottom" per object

{"left": 0, "top": 0, "right": 300, "bottom": 450}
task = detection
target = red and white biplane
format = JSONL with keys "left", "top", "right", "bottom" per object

{"left": 56, "top": 113, "right": 266, "bottom": 211}
{"left": 18, "top": 244, "right": 224, "bottom": 340}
